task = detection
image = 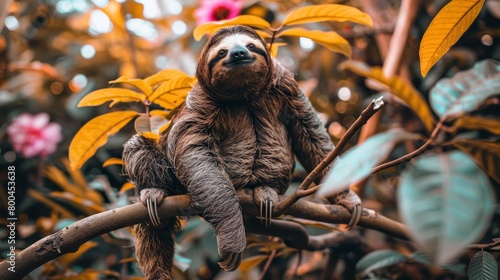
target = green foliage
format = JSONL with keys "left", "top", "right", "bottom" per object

{"left": 319, "top": 129, "right": 419, "bottom": 195}
{"left": 468, "top": 251, "right": 499, "bottom": 280}
{"left": 429, "top": 59, "right": 500, "bottom": 119}
{"left": 355, "top": 250, "right": 406, "bottom": 277}
{"left": 399, "top": 151, "right": 495, "bottom": 264}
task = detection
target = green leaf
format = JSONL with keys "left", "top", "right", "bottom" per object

{"left": 340, "top": 61, "right": 435, "bottom": 132}
{"left": 429, "top": 59, "right": 500, "bottom": 119}
{"left": 420, "top": 0, "right": 485, "bottom": 77}
{"left": 69, "top": 111, "right": 139, "bottom": 169}
{"left": 398, "top": 151, "right": 495, "bottom": 265}
{"left": 318, "top": 129, "right": 420, "bottom": 196}
{"left": 452, "top": 138, "right": 500, "bottom": 183}
{"left": 468, "top": 251, "right": 498, "bottom": 280}
{"left": 277, "top": 28, "right": 351, "bottom": 58}
{"left": 281, "top": 4, "right": 373, "bottom": 27}
{"left": 355, "top": 250, "right": 406, "bottom": 277}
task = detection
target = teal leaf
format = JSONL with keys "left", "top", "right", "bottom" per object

{"left": 355, "top": 250, "right": 406, "bottom": 277}
{"left": 430, "top": 59, "right": 500, "bottom": 119}
{"left": 398, "top": 151, "right": 495, "bottom": 265}
{"left": 468, "top": 251, "right": 498, "bottom": 280}
{"left": 318, "top": 129, "right": 420, "bottom": 196}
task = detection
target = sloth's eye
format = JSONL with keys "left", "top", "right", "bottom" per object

{"left": 218, "top": 50, "right": 227, "bottom": 57}
{"left": 247, "top": 44, "right": 255, "bottom": 50}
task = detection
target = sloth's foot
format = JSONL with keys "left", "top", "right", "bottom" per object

{"left": 218, "top": 251, "right": 243, "bottom": 272}
{"left": 333, "top": 189, "right": 362, "bottom": 229}
{"left": 139, "top": 188, "right": 166, "bottom": 228}
{"left": 253, "top": 186, "right": 278, "bottom": 228}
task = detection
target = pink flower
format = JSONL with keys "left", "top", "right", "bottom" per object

{"left": 195, "top": 0, "right": 243, "bottom": 25}
{"left": 7, "top": 113, "right": 62, "bottom": 158}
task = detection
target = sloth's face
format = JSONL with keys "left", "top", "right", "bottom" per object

{"left": 202, "top": 29, "right": 271, "bottom": 100}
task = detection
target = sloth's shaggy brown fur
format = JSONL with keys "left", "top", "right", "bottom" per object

{"left": 123, "top": 25, "right": 333, "bottom": 280}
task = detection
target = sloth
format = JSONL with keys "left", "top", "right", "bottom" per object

{"left": 123, "top": 25, "right": 358, "bottom": 280}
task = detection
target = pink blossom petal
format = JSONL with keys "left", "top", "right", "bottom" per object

{"left": 31, "top": 113, "right": 50, "bottom": 129}
{"left": 15, "top": 114, "right": 33, "bottom": 128}
{"left": 41, "top": 123, "right": 62, "bottom": 143}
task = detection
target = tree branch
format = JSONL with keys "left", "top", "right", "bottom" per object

{"left": 276, "top": 97, "right": 385, "bottom": 213}
{"left": 0, "top": 188, "right": 409, "bottom": 280}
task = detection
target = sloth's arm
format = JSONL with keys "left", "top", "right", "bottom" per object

{"left": 288, "top": 90, "right": 334, "bottom": 181}
{"left": 166, "top": 113, "right": 246, "bottom": 262}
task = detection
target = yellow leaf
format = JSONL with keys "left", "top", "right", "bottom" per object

{"left": 153, "top": 94, "right": 187, "bottom": 111}
{"left": 239, "top": 255, "right": 268, "bottom": 272}
{"left": 255, "top": 29, "right": 271, "bottom": 39}
{"left": 450, "top": 116, "right": 500, "bottom": 135}
{"left": 268, "top": 42, "right": 287, "bottom": 57}
{"left": 193, "top": 15, "right": 271, "bottom": 41}
{"left": 419, "top": 0, "right": 485, "bottom": 77}
{"left": 145, "top": 69, "right": 191, "bottom": 87}
{"left": 134, "top": 115, "right": 169, "bottom": 134}
{"left": 109, "top": 76, "right": 153, "bottom": 96}
{"left": 102, "top": 157, "right": 124, "bottom": 167}
{"left": 281, "top": 4, "right": 373, "bottom": 27}
{"left": 138, "top": 131, "right": 160, "bottom": 142}
{"left": 340, "top": 61, "right": 435, "bottom": 132}
{"left": 149, "top": 76, "right": 194, "bottom": 104}
{"left": 59, "top": 241, "right": 98, "bottom": 266}
{"left": 277, "top": 28, "right": 351, "bottom": 58}
{"left": 69, "top": 111, "right": 139, "bottom": 169}
{"left": 27, "top": 189, "right": 74, "bottom": 219}
{"left": 158, "top": 120, "right": 171, "bottom": 134}
{"left": 44, "top": 166, "right": 83, "bottom": 196}
{"left": 50, "top": 191, "right": 105, "bottom": 214}
{"left": 119, "top": 182, "right": 135, "bottom": 194}
{"left": 63, "top": 160, "right": 88, "bottom": 191}
{"left": 452, "top": 139, "right": 500, "bottom": 183}
{"left": 77, "top": 88, "right": 145, "bottom": 108}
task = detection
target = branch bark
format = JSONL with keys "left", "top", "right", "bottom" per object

{"left": 0, "top": 189, "right": 409, "bottom": 280}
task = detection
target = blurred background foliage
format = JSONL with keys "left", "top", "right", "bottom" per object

{"left": 0, "top": 0, "right": 499, "bottom": 279}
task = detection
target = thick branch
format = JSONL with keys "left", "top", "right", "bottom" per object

{"left": 0, "top": 189, "right": 408, "bottom": 280}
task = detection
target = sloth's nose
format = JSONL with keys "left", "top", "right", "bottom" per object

{"left": 231, "top": 46, "right": 251, "bottom": 60}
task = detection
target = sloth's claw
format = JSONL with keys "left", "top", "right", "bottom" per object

{"left": 139, "top": 188, "right": 166, "bottom": 228}
{"left": 218, "top": 252, "right": 242, "bottom": 272}
{"left": 333, "top": 189, "right": 362, "bottom": 229}
{"left": 254, "top": 186, "right": 278, "bottom": 228}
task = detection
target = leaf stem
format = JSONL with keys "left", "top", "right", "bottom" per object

{"left": 371, "top": 120, "right": 443, "bottom": 174}
{"left": 275, "top": 97, "right": 385, "bottom": 213}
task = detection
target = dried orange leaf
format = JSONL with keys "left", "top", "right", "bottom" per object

{"left": 420, "top": 0, "right": 485, "bottom": 77}
{"left": 239, "top": 255, "right": 268, "bottom": 272}
{"left": 69, "top": 111, "right": 139, "bottom": 169}
{"left": 119, "top": 182, "right": 135, "bottom": 194}
{"left": 340, "top": 61, "right": 435, "bottom": 132}
{"left": 77, "top": 88, "right": 145, "bottom": 108}
{"left": 193, "top": 15, "right": 271, "bottom": 41}
{"left": 278, "top": 27, "right": 351, "bottom": 58}
{"left": 103, "top": 157, "right": 124, "bottom": 167}
{"left": 281, "top": 4, "right": 373, "bottom": 27}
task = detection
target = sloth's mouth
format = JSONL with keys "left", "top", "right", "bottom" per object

{"left": 225, "top": 59, "right": 254, "bottom": 67}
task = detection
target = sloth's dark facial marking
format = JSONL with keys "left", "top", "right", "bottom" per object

{"left": 196, "top": 25, "right": 273, "bottom": 101}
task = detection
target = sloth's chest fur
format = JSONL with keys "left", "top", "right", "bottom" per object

{"left": 213, "top": 102, "right": 294, "bottom": 190}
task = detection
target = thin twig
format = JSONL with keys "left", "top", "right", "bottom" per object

{"left": 467, "top": 239, "right": 500, "bottom": 251}
{"left": 371, "top": 120, "right": 443, "bottom": 174}
{"left": 275, "top": 97, "right": 385, "bottom": 214}
{"left": 258, "top": 249, "right": 277, "bottom": 280}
